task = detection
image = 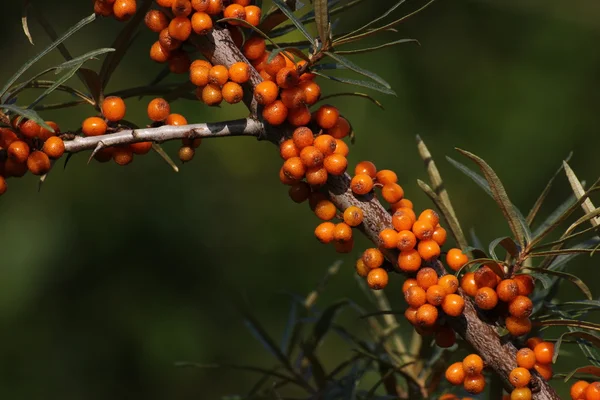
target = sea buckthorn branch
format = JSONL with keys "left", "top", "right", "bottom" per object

{"left": 190, "top": 22, "right": 562, "bottom": 400}
{"left": 62, "top": 117, "right": 263, "bottom": 154}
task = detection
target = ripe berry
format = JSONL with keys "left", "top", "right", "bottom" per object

{"left": 42, "top": 137, "right": 65, "bottom": 159}
{"left": 376, "top": 169, "right": 397, "bottom": 185}
{"left": 314, "top": 199, "right": 336, "bottom": 221}
{"left": 432, "top": 226, "right": 447, "bottom": 246}
{"left": 263, "top": 100, "right": 288, "bottom": 125}
{"left": 463, "top": 374, "right": 485, "bottom": 394}
{"left": 166, "top": 113, "right": 188, "bottom": 126}
{"left": 205, "top": 0, "right": 223, "bottom": 14}
{"left": 94, "top": 0, "right": 114, "bottom": 16}
{"left": 534, "top": 362, "right": 553, "bottom": 381}
{"left": 446, "top": 248, "right": 468, "bottom": 271}
{"left": 168, "top": 16, "right": 192, "bottom": 41}
{"left": 314, "top": 222, "right": 335, "bottom": 244}
{"left": 5, "top": 158, "right": 28, "bottom": 177}
{"left": 351, "top": 174, "right": 374, "bottom": 195}
{"left": 315, "top": 105, "right": 340, "bottom": 129}
{"left": 445, "top": 362, "right": 466, "bottom": 385}
{"left": 178, "top": 146, "right": 195, "bottom": 162}
{"left": 287, "top": 106, "right": 312, "bottom": 126}
{"left": 191, "top": 0, "right": 208, "bottom": 11}
{"left": 509, "top": 295, "right": 533, "bottom": 318}
{"left": 299, "top": 81, "right": 321, "bottom": 105}
{"left": 305, "top": 167, "right": 328, "bottom": 186}
{"left": 279, "top": 139, "right": 299, "bottom": 160}
{"left": 150, "top": 41, "right": 170, "bottom": 63}
{"left": 367, "top": 268, "right": 388, "bottom": 290}
{"left": 426, "top": 285, "right": 446, "bottom": 306}
{"left": 264, "top": 53, "right": 287, "bottom": 78}
{"left": 323, "top": 154, "right": 347, "bottom": 175}
{"left": 510, "top": 388, "right": 532, "bottom": 400}
{"left": 327, "top": 116, "right": 350, "bottom": 139}
{"left": 418, "top": 239, "right": 441, "bottom": 261}
{"left": 475, "top": 287, "right": 498, "bottom": 310}
{"left": 113, "top": 146, "right": 134, "bottom": 165}
{"left": 130, "top": 141, "right": 152, "bottom": 155}
{"left": 419, "top": 209, "right": 440, "bottom": 228}
{"left": 254, "top": 80, "right": 279, "bottom": 105}
{"left": 19, "top": 119, "right": 41, "bottom": 138}
{"left": 474, "top": 265, "right": 499, "bottom": 289}
{"left": 228, "top": 62, "right": 250, "bottom": 83}
{"left": 334, "top": 222, "right": 353, "bottom": 242}
{"left": 417, "top": 267, "right": 438, "bottom": 290}
{"left": 191, "top": 11, "right": 213, "bottom": 34}
{"left": 497, "top": 279, "right": 520, "bottom": 303}
{"left": 147, "top": 98, "right": 170, "bottom": 121}
{"left": 354, "top": 161, "right": 377, "bottom": 178}
{"left": 113, "top": 0, "right": 137, "bottom": 21}
{"left": 355, "top": 258, "right": 369, "bottom": 278}
{"left": 439, "top": 275, "right": 459, "bottom": 294}
{"left": 382, "top": 183, "right": 404, "bottom": 203}
{"left": 313, "top": 135, "right": 336, "bottom": 157}
{"left": 514, "top": 275, "right": 535, "bottom": 296}
{"left": 101, "top": 96, "right": 126, "bottom": 122}
{"left": 398, "top": 249, "right": 421, "bottom": 272}
{"left": 509, "top": 367, "right": 531, "bottom": 388}
{"left": 82, "top": 116, "right": 107, "bottom": 136}
{"left": 243, "top": 37, "right": 266, "bottom": 60}
{"left": 8, "top": 141, "right": 30, "bottom": 164}
{"left": 412, "top": 219, "right": 434, "bottom": 240}
{"left": 461, "top": 272, "right": 479, "bottom": 297}
{"left": 402, "top": 278, "right": 418, "bottom": 293}
{"left": 516, "top": 348, "right": 536, "bottom": 369}
{"left": 280, "top": 87, "right": 306, "bottom": 109}
{"left": 442, "top": 293, "right": 465, "bottom": 317}
{"left": 533, "top": 342, "right": 554, "bottom": 365}
{"left": 222, "top": 82, "right": 244, "bottom": 104}
{"left": 363, "top": 248, "right": 384, "bottom": 269}
{"left": 333, "top": 139, "right": 348, "bottom": 156}
{"left": 397, "top": 230, "right": 417, "bottom": 251}
{"left": 404, "top": 307, "right": 418, "bottom": 325}
{"left": 201, "top": 84, "right": 223, "bottom": 105}
{"left": 463, "top": 354, "right": 484, "bottom": 376}
{"left": 190, "top": 65, "right": 210, "bottom": 86}
{"left": 526, "top": 337, "right": 543, "bottom": 350}
{"left": 299, "top": 146, "right": 324, "bottom": 168}
{"left": 276, "top": 67, "right": 298, "bottom": 89}
{"left": 282, "top": 156, "right": 305, "bottom": 181}
{"left": 404, "top": 286, "right": 427, "bottom": 308}
{"left": 244, "top": 5, "right": 261, "bottom": 26}
{"left": 343, "top": 206, "right": 363, "bottom": 227}
{"left": 172, "top": 0, "right": 192, "bottom": 17}
{"left": 208, "top": 65, "right": 229, "bottom": 86}
{"left": 223, "top": 4, "right": 246, "bottom": 24}
{"left": 505, "top": 316, "right": 532, "bottom": 337}
{"left": 416, "top": 304, "right": 438, "bottom": 328}
{"left": 27, "top": 151, "right": 51, "bottom": 175}
{"left": 379, "top": 228, "right": 398, "bottom": 249}
{"left": 570, "top": 381, "right": 589, "bottom": 400}
{"left": 144, "top": 10, "right": 169, "bottom": 32}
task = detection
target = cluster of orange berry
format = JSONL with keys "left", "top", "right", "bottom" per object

{"left": 93, "top": 0, "right": 138, "bottom": 21}
{"left": 0, "top": 119, "right": 65, "bottom": 195}
{"left": 445, "top": 354, "right": 487, "bottom": 395}
{"left": 571, "top": 380, "right": 600, "bottom": 399}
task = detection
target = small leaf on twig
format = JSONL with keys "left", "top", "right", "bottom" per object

{"left": 554, "top": 331, "right": 600, "bottom": 364}
{"left": 524, "top": 267, "right": 592, "bottom": 300}
{"left": 313, "top": 72, "right": 396, "bottom": 95}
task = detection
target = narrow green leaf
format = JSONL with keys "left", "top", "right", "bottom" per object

{"left": 28, "top": 63, "right": 84, "bottom": 109}
{"left": 0, "top": 104, "right": 52, "bottom": 132}
{"left": 335, "top": 0, "right": 407, "bottom": 42}
{"left": 536, "top": 319, "right": 600, "bottom": 332}
{"left": 313, "top": 0, "right": 330, "bottom": 49}
{"left": 564, "top": 366, "right": 600, "bottom": 382}
{"left": 489, "top": 237, "right": 519, "bottom": 260}
{"left": 334, "top": 38, "right": 419, "bottom": 55}
{"left": 272, "top": 0, "right": 314, "bottom": 44}
{"left": 529, "top": 249, "right": 596, "bottom": 257}
{"left": 526, "top": 272, "right": 551, "bottom": 289}
{"left": 312, "top": 72, "right": 396, "bottom": 95}
{"left": 533, "top": 194, "right": 577, "bottom": 237}
{"left": 79, "top": 68, "right": 102, "bottom": 105}
{"left": 526, "top": 153, "right": 572, "bottom": 226}
{"left": 564, "top": 162, "right": 599, "bottom": 227}
{"left": 309, "top": 300, "right": 348, "bottom": 350}
{"left": 559, "top": 300, "right": 600, "bottom": 309}
{"left": 0, "top": 13, "right": 96, "bottom": 99}
{"left": 318, "top": 92, "right": 383, "bottom": 109}
{"left": 547, "top": 237, "right": 600, "bottom": 271}
{"left": 22, "top": 0, "right": 34, "bottom": 45}
{"left": 324, "top": 52, "right": 391, "bottom": 89}
{"left": 525, "top": 267, "right": 592, "bottom": 300}
{"left": 54, "top": 48, "right": 115, "bottom": 73}
{"left": 450, "top": 151, "right": 531, "bottom": 247}
{"left": 257, "top": 0, "right": 306, "bottom": 36}
{"left": 554, "top": 331, "right": 600, "bottom": 364}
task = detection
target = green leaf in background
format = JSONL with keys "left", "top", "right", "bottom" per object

{"left": 553, "top": 331, "right": 600, "bottom": 364}
{"left": 313, "top": 72, "right": 396, "bottom": 95}
{"left": 488, "top": 236, "right": 519, "bottom": 260}
{"left": 324, "top": 52, "right": 392, "bottom": 89}
{"left": 564, "top": 161, "right": 600, "bottom": 227}
{"left": 335, "top": 0, "right": 407, "bottom": 43}
{"left": 313, "top": 0, "right": 330, "bottom": 49}
{"left": 525, "top": 267, "right": 592, "bottom": 300}
{"left": 272, "top": 0, "right": 314, "bottom": 45}
{"left": 0, "top": 103, "right": 53, "bottom": 132}
{"left": 334, "top": 38, "right": 419, "bottom": 55}
{"left": 536, "top": 319, "right": 600, "bottom": 332}
{"left": 563, "top": 365, "right": 600, "bottom": 382}
{"left": 27, "top": 63, "right": 85, "bottom": 109}
{"left": 319, "top": 92, "right": 383, "bottom": 109}
{"left": 0, "top": 13, "right": 96, "bottom": 100}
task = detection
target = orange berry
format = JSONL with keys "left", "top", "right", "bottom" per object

{"left": 505, "top": 316, "right": 532, "bottom": 337}
{"left": 282, "top": 156, "right": 305, "bottom": 181}
{"left": 4, "top": 158, "right": 28, "bottom": 177}
{"left": 18, "top": 119, "right": 41, "bottom": 138}
{"left": 497, "top": 279, "right": 520, "bottom": 303}
{"left": 533, "top": 362, "right": 553, "bottom": 381}
{"left": 435, "top": 325, "right": 456, "bottom": 348}
{"left": 168, "top": 16, "right": 192, "bottom": 41}
{"left": 315, "top": 105, "right": 340, "bottom": 129}
{"left": 113, "top": 146, "right": 134, "bottom": 165}
{"left": 354, "top": 161, "right": 376, "bottom": 178}
{"left": 276, "top": 67, "right": 298, "bottom": 89}
{"left": 279, "top": 139, "right": 299, "bottom": 160}
{"left": 243, "top": 5, "right": 261, "bottom": 26}
{"left": 412, "top": 219, "right": 434, "bottom": 241}
{"left": 404, "top": 307, "right": 418, "bottom": 325}
{"left": 129, "top": 141, "right": 151, "bottom": 155}
{"left": 526, "top": 337, "right": 543, "bottom": 350}
{"left": 223, "top": 3, "right": 245, "bottom": 24}
{"left": 439, "top": 275, "right": 459, "bottom": 294}
{"left": 509, "top": 295, "right": 533, "bottom": 318}
{"left": 102, "top": 96, "right": 126, "bottom": 122}
{"left": 313, "top": 134, "right": 336, "bottom": 157}
{"left": 299, "top": 146, "right": 324, "bottom": 168}
{"left": 82, "top": 116, "right": 107, "bottom": 136}
{"left": 475, "top": 287, "right": 498, "bottom": 310}
{"left": 198, "top": 83, "right": 222, "bottom": 105}
{"left": 343, "top": 206, "right": 363, "bottom": 227}
{"left": 159, "top": 27, "right": 181, "bottom": 51}
{"left": 362, "top": 248, "right": 384, "bottom": 269}
{"left": 438, "top": 394, "right": 459, "bottom": 400}
{"left": 416, "top": 267, "right": 438, "bottom": 290}
{"left": 94, "top": 0, "right": 114, "bottom": 16}
{"left": 42, "top": 137, "right": 65, "bottom": 159}
{"left": 288, "top": 181, "right": 311, "bottom": 203}
{"left": 404, "top": 285, "right": 427, "bottom": 308}
{"left": 445, "top": 362, "right": 466, "bottom": 385}
{"left": 264, "top": 53, "right": 287, "bottom": 77}
{"left": 208, "top": 65, "right": 229, "bottom": 86}
{"left": 367, "top": 268, "right": 388, "bottom": 290}
{"left": 113, "top": 0, "right": 137, "bottom": 21}
{"left": 228, "top": 62, "right": 250, "bottom": 83}
{"left": 190, "top": 65, "right": 210, "bottom": 86}
{"left": 509, "top": 367, "right": 531, "bottom": 388}
{"left": 355, "top": 258, "right": 369, "bottom": 278}
{"left": 398, "top": 249, "right": 421, "bottom": 272}
{"left": 147, "top": 98, "right": 170, "bottom": 121}
{"left": 516, "top": 348, "right": 536, "bottom": 370}
{"left": 442, "top": 293, "right": 465, "bottom": 317}
{"left": 419, "top": 209, "right": 440, "bottom": 228}
{"left": 305, "top": 167, "right": 328, "bottom": 186}
{"left": 376, "top": 169, "right": 397, "bottom": 185}
{"left": 381, "top": 183, "right": 404, "bottom": 203}
{"left": 27, "top": 150, "right": 51, "bottom": 175}
{"left": 8, "top": 140, "right": 30, "bottom": 164}
{"left": 514, "top": 275, "right": 535, "bottom": 296}
{"left": 299, "top": 81, "right": 321, "bottom": 105}
{"left": 262, "top": 100, "right": 288, "bottom": 125}
{"left": 463, "top": 374, "right": 486, "bottom": 394}
{"left": 533, "top": 342, "right": 554, "bottom": 365}
{"left": 397, "top": 230, "right": 417, "bottom": 251}
{"left": 379, "top": 228, "right": 398, "bottom": 249}
{"left": 243, "top": 37, "right": 266, "bottom": 60}
{"left": 570, "top": 380, "right": 589, "bottom": 400}
{"left": 279, "top": 167, "right": 296, "bottom": 185}
{"left": 254, "top": 80, "right": 279, "bottom": 105}
{"left": 291, "top": 126, "right": 313, "bottom": 149}
{"left": 402, "top": 278, "right": 418, "bottom": 293}
{"left": 191, "top": 11, "right": 213, "bottom": 34}
{"left": 418, "top": 239, "right": 441, "bottom": 261}
{"left": 205, "top": 0, "right": 223, "bottom": 14}
{"left": 314, "top": 222, "right": 335, "bottom": 244}
{"left": 150, "top": 41, "right": 170, "bottom": 63}
{"left": 287, "top": 105, "right": 312, "bottom": 127}
{"left": 327, "top": 116, "right": 350, "bottom": 139}
{"left": 416, "top": 303, "right": 438, "bottom": 327}
{"left": 166, "top": 113, "right": 188, "bottom": 126}
{"left": 334, "top": 222, "right": 353, "bottom": 242}
{"left": 461, "top": 272, "right": 479, "bottom": 297}
{"left": 474, "top": 265, "right": 500, "bottom": 289}
{"left": 393, "top": 198, "right": 413, "bottom": 211}
{"left": 314, "top": 199, "right": 336, "bottom": 221}
{"left": 446, "top": 248, "right": 469, "bottom": 272}
{"left": 191, "top": 0, "right": 208, "bottom": 10}
{"left": 463, "top": 354, "right": 484, "bottom": 376}
{"left": 426, "top": 285, "right": 446, "bottom": 306}
{"left": 432, "top": 225, "right": 447, "bottom": 246}
{"left": 350, "top": 174, "right": 374, "bottom": 195}
{"left": 280, "top": 86, "right": 306, "bottom": 109}
{"left": 510, "top": 388, "right": 532, "bottom": 400}
{"left": 172, "top": 0, "right": 192, "bottom": 17}
{"left": 221, "top": 81, "right": 244, "bottom": 104}
{"left": 333, "top": 139, "right": 348, "bottom": 156}
{"left": 323, "top": 154, "right": 347, "bottom": 175}
{"left": 144, "top": 9, "right": 169, "bottom": 32}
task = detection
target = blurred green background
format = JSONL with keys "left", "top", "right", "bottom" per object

{"left": 0, "top": 0, "right": 599, "bottom": 398}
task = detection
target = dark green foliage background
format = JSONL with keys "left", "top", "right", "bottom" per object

{"left": 0, "top": 1, "right": 598, "bottom": 398}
